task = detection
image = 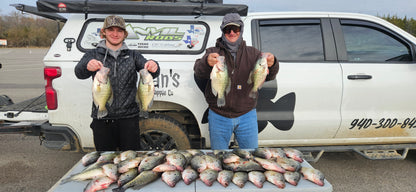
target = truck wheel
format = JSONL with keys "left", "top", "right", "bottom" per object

{"left": 139, "top": 114, "right": 191, "bottom": 150}
{"left": 0, "top": 95, "right": 13, "bottom": 107}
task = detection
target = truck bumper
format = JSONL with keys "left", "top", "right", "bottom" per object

{"left": 40, "top": 122, "right": 81, "bottom": 152}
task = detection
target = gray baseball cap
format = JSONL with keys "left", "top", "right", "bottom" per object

{"left": 220, "top": 13, "right": 244, "bottom": 31}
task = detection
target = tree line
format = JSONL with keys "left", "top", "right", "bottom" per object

{"left": 0, "top": 12, "right": 415, "bottom": 47}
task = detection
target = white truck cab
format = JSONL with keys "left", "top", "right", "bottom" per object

{"left": 2, "top": 0, "right": 416, "bottom": 161}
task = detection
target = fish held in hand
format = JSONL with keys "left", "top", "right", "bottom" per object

{"left": 93, "top": 66, "right": 112, "bottom": 119}
{"left": 136, "top": 69, "right": 154, "bottom": 117}
{"left": 210, "top": 56, "right": 231, "bottom": 107}
{"left": 301, "top": 167, "right": 325, "bottom": 186}
{"left": 247, "top": 53, "right": 269, "bottom": 99}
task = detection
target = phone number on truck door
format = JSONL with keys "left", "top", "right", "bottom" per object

{"left": 349, "top": 118, "right": 416, "bottom": 130}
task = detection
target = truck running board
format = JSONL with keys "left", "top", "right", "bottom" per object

{"left": 353, "top": 148, "right": 409, "bottom": 160}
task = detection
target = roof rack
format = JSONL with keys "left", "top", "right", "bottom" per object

{"left": 36, "top": 0, "right": 248, "bottom": 19}
{"left": 10, "top": 4, "right": 67, "bottom": 22}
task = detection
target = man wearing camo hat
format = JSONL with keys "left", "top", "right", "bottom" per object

{"left": 75, "top": 15, "right": 160, "bottom": 151}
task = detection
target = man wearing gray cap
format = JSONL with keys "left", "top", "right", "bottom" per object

{"left": 194, "top": 13, "right": 279, "bottom": 150}
{"left": 75, "top": 15, "right": 160, "bottom": 151}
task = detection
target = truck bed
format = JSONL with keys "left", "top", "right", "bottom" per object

{"left": 0, "top": 94, "right": 47, "bottom": 113}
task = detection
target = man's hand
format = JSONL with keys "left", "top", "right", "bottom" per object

{"left": 264, "top": 52, "right": 275, "bottom": 67}
{"left": 87, "top": 59, "right": 103, "bottom": 72}
{"left": 207, "top": 53, "right": 220, "bottom": 67}
{"left": 144, "top": 60, "right": 158, "bottom": 73}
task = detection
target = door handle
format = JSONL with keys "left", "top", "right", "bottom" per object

{"left": 347, "top": 74, "right": 372, "bottom": 80}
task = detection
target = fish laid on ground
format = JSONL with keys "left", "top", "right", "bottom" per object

{"left": 248, "top": 171, "right": 266, "bottom": 188}
{"left": 300, "top": 167, "right": 325, "bottom": 186}
{"left": 204, "top": 155, "right": 222, "bottom": 171}
{"left": 120, "top": 150, "right": 137, "bottom": 162}
{"left": 222, "top": 152, "right": 241, "bottom": 164}
{"left": 269, "top": 148, "right": 286, "bottom": 159}
{"left": 82, "top": 151, "right": 101, "bottom": 167}
{"left": 161, "top": 170, "right": 182, "bottom": 187}
{"left": 166, "top": 152, "right": 187, "bottom": 171}
{"left": 247, "top": 53, "right": 269, "bottom": 99}
{"left": 138, "top": 153, "right": 165, "bottom": 172}
{"left": 283, "top": 148, "right": 304, "bottom": 163}
{"left": 117, "top": 168, "right": 138, "bottom": 187}
{"left": 93, "top": 66, "right": 112, "bottom": 119}
{"left": 264, "top": 170, "right": 285, "bottom": 189}
{"left": 200, "top": 169, "right": 218, "bottom": 186}
{"left": 253, "top": 148, "right": 273, "bottom": 159}
{"left": 224, "top": 159, "right": 264, "bottom": 172}
{"left": 232, "top": 148, "right": 253, "bottom": 159}
{"left": 152, "top": 162, "right": 177, "bottom": 172}
{"left": 118, "top": 156, "right": 145, "bottom": 174}
{"left": 182, "top": 166, "right": 198, "bottom": 185}
{"left": 61, "top": 167, "right": 106, "bottom": 184}
{"left": 232, "top": 171, "right": 248, "bottom": 188}
{"left": 102, "top": 163, "right": 118, "bottom": 181}
{"left": 276, "top": 157, "right": 301, "bottom": 172}
{"left": 112, "top": 170, "right": 159, "bottom": 192}
{"left": 190, "top": 155, "right": 208, "bottom": 173}
{"left": 210, "top": 56, "right": 231, "bottom": 107}
{"left": 84, "top": 176, "right": 115, "bottom": 192}
{"left": 217, "top": 170, "right": 234, "bottom": 187}
{"left": 254, "top": 157, "right": 285, "bottom": 173}
{"left": 136, "top": 68, "right": 154, "bottom": 116}
{"left": 284, "top": 171, "right": 301, "bottom": 186}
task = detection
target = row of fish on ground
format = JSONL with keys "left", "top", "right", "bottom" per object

{"left": 61, "top": 148, "right": 325, "bottom": 192}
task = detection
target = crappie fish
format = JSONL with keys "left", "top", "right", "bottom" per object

{"left": 264, "top": 170, "right": 285, "bottom": 189}
{"left": 190, "top": 155, "right": 207, "bottom": 173}
{"left": 254, "top": 157, "right": 285, "bottom": 173}
{"left": 93, "top": 66, "right": 112, "bottom": 119}
{"left": 284, "top": 171, "right": 301, "bottom": 186}
{"left": 102, "top": 163, "right": 118, "bottom": 181}
{"left": 136, "top": 69, "right": 154, "bottom": 115}
{"left": 232, "top": 171, "right": 248, "bottom": 188}
{"left": 118, "top": 156, "right": 145, "bottom": 173}
{"left": 204, "top": 154, "right": 222, "bottom": 171}
{"left": 182, "top": 166, "right": 198, "bottom": 185}
{"left": 247, "top": 53, "right": 269, "bottom": 99}
{"left": 112, "top": 170, "right": 159, "bottom": 192}
{"left": 120, "top": 150, "right": 137, "bottom": 162}
{"left": 161, "top": 170, "right": 182, "bottom": 187}
{"left": 199, "top": 169, "right": 218, "bottom": 186}
{"left": 301, "top": 167, "right": 325, "bottom": 186}
{"left": 217, "top": 170, "right": 234, "bottom": 187}
{"left": 210, "top": 56, "right": 231, "bottom": 107}
{"left": 152, "top": 162, "right": 177, "bottom": 172}
{"left": 269, "top": 148, "right": 286, "bottom": 159}
{"left": 248, "top": 171, "right": 266, "bottom": 188}
{"left": 84, "top": 176, "right": 115, "bottom": 192}
{"left": 61, "top": 167, "right": 106, "bottom": 184}
{"left": 223, "top": 159, "right": 264, "bottom": 172}
{"left": 253, "top": 148, "right": 273, "bottom": 159}
{"left": 82, "top": 151, "right": 100, "bottom": 167}
{"left": 138, "top": 153, "right": 165, "bottom": 172}
{"left": 276, "top": 157, "right": 301, "bottom": 172}
{"left": 222, "top": 152, "right": 241, "bottom": 164}
{"left": 283, "top": 148, "right": 304, "bottom": 163}
{"left": 117, "top": 168, "right": 138, "bottom": 187}
{"left": 232, "top": 148, "right": 253, "bottom": 159}
{"left": 166, "top": 152, "right": 187, "bottom": 171}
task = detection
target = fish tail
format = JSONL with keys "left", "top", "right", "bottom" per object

{"left": 97, "top": 108, "right": 108, "bottom": 119}
{"left": 217, "top": 97, "right": 226, "bottom": 107}
{"left": 249, "top": 90, "right": 257, "bottom": 99}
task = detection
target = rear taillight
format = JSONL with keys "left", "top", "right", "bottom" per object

{"left": 44, "top": 67, "right": 62, "bottom": 110}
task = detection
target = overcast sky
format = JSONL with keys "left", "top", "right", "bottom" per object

{"left": 1, "top": 0, "right": 415, "bottom": 18}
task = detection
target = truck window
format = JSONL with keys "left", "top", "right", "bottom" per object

{"left": 257, "top": 19, "right": 324, "bottom": 61}
{"left": 340, "top": 20, "right": 412, "bottom": 62}
{"left": 78, "top": 19, "right": 209, "bottom": 54}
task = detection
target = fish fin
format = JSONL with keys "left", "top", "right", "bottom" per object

{"left": 147, "top": 98, "right": 153, "bottom": 110}
{"left": 225, "top": 78, "right": 231, "bottom": 94}
{"left": 249, "top": 90, "right": 257, "bottom": 99}
{"left": 247, "top": 71, "right": 253, "bottom": 84}
{"left": 217, "top": 97, "right": 225, "bottom": 107}
{"left": 107, "top": 92, "right": 114, "bottom": 105}
{"left": 97, "top": 109, "right": 108, "bottom": 119}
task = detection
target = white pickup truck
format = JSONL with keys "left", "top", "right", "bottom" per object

{"left": 1, "top": 0, "right": 416, "bottom": 161}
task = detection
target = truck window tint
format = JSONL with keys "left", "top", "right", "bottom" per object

{"left": 341, "top": 25, "right": 412, "bottom": 62}
{"left": 259, "top": 24, "right": 324, "bottom": 61}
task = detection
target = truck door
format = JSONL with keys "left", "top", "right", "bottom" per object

{"left": 249, "top": 17, "right": 343, "bottom": 145}
{"left": 332, "top": 18, "right": 416, "bottom": 142}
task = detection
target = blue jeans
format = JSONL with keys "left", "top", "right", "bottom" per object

{"left": 208, "top": 109, "right": 258, "bottom": 149}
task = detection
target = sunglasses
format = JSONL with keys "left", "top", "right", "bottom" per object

{"left": 223, "top": 26, "right": 241, "bottom": 34}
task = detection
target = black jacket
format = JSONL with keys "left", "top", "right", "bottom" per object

{"left": 194, "top": 38, "right": 279, "bottom": 118}
{"left": 75, "top": 42, "right": 160, "bottom": 119}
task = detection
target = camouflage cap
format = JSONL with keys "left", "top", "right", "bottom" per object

{"left": 103, "top": 15, "right": 126, "bottom": 30}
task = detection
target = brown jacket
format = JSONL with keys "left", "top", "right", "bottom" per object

{"left": 194, "top": 38, "right": 279, "bottom": 118}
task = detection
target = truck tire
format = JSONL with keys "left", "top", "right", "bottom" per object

{"left": 139, "top": 113, "right": 191, "bottom": 150}
{"left": 0, "top": 95, "right": 13, "bottom": 107}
